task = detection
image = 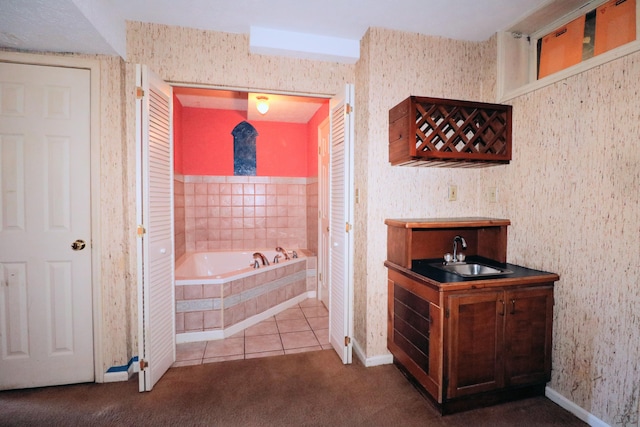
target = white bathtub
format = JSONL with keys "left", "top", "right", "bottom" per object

{"left": 175, "top": 250, "right": 305, "bottom": 285}
{"left": 174, "top": 249, "right": 315, "bottom": 342}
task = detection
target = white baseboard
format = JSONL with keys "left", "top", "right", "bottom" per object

{"left": 176, "top": 291, "right": 315, "bottom": 344}
{"left": 103, "top": 370, "right": 128, "bottom": 383}
{"left": 352, "top": 338, "right": 394, "bottom": 367}
{"left": 104, "top": 357, "right": 138, "bottom": 383}
{"left": 545, "top": 387, "right": 610, "bottom": 427}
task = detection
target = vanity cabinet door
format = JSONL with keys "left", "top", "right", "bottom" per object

{"left": 446, "top": 290, "right": 504, "bottom": 398}
{"left": 446, "top": 285, "right": 554, "bottom": 399}
{"left": 503, "top": 286, "right": 554, "bottom": 386}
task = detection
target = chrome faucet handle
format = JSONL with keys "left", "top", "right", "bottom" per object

{"left": 252, "top": 259, "right": 260, "bottom": 269}
{"left": 273, "top": 254, "right": 281, "bottom": 264}
{"left": 292, "top": 250, "right": 298, "bottom": 258}
{"left": 275, "top": 246, "right": 290, "bottom": 260}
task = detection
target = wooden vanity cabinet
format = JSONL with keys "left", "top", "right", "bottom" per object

{"left": 385, "top": 218, "right": 558, "bottom": 414}
{"left": 446, "top": 285, "right": 553, "bottom": 399}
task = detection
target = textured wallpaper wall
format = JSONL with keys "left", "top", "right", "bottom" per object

{"left": 479, "top": 52, "right": 640, "bottom": 426}
{"left": 355, "top": 28, "right": 496, "bottom": 358}
{"left": 356, "top": 27, "right": 639, "bottom": 425}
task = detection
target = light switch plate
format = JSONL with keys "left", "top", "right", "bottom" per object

{"left": 448, "top": 185, "right": 458, "bottom": 201}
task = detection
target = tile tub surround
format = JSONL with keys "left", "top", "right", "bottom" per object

{"left": 177, "top": 175, "right": 317, "bottom": 252}
{"left": 176, "top": 253, "right": 317, "bottom": 343}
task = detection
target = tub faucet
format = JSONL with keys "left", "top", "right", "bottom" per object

{"left": 253, "top": 252, "right": 270, "bottom": 266}
{"left": 251, "top": 259, "right": 260, "bottom": 269}
{"left": 452, "top": 235, "right": 467, "bottom": 263}
{"left": 273, "top": 254, "right": 281, "bottom": 264}
{"left": 275, "top": 247, "right": 290, "bottom": 260}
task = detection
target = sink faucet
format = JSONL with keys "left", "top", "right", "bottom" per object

{"left": 253, "top": 252, "right": 270, "bottom": 266}
{"left": 452, "top": 235, "right": 467, "bottom": 262}
{"left": 275, "top": 246, "right": 290, "bottom": 260}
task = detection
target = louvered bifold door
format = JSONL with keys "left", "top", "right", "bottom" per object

{"left": 136, "top": 65, "right": 175, "bottom": 392}
{"left": 329, "top": 85, "right": 355, "bottom": 364}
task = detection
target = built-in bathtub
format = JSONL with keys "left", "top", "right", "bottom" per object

{"left": 174, "top": 250, "right": 317, "bottom": 343}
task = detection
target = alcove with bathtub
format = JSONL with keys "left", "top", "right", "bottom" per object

{"left": 172, "top": 88, "right": 329, "bottom": 343}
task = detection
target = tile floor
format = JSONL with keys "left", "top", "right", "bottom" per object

{"left": 174, "top": 298, "right": 330, "bottom": 367}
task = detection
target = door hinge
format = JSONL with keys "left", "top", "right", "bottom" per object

{"left": 445, "top": 308, "right": 450, "bottom": 319}
{"left": 344, "top": 336, "right": 351, "bottom": 346}
{"left": 136, "top": 86, "right": 144, "bottom": 99}
{"left": 345, "top": 222, "right": 352, "bottom": 233}
{"left": 137, "top": 225, "right": 146, "bottom": 237}
{"left": 346, "top": 103, "right": 353, "bottom": 114}
{"left": 139, "top": 359, "right": 148, "bottom": 370}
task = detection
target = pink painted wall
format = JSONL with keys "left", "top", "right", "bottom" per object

{"left": 179, "top": 107, "right": 318, "bottom": 177}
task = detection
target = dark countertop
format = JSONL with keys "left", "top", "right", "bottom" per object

{"left": 385, "top": 256, "right": 559, "bottom": 291}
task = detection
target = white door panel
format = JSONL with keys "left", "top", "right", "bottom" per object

{"left": 0, "top": 62, "right": 93, "bottom": 389}
{"left": 136, "top": 65, "right": 175, "bottom": 392}
{"left": 329, "top": 85, "right": 354, "bottom": 364}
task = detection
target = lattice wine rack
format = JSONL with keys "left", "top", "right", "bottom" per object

{"left": 389, "top": 96, "right": 512, "bottom": 167}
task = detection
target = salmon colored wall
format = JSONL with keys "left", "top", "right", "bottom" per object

{"left": 180, "top": 107, "right": 312, "bottom": 177}
{"left": 173, "top": 94, "right": 184, "bottom": 174}
{"left": 257, "top": 120, "right": 308, "bottom": 177}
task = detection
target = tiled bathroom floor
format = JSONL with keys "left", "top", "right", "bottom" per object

{"left": 174, "top": 298, "right": 330, "bottom": 367}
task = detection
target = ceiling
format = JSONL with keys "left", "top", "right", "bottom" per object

{"left": 1, "top": 0, "right": 552, "bottom": 57}
{"left": 0, "top": 0, "right": 554, "bottom": 122}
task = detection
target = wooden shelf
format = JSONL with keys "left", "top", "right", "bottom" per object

{"left": 389, "top": 96, "right": 512, "bottom": 167}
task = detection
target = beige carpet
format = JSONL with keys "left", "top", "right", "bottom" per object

{"left": 0, "top": 350, "right": 586, "bottom": 426}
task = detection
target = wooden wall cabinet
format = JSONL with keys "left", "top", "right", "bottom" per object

{"left": 389, "top": 96, "right": 512, "bottom": 167}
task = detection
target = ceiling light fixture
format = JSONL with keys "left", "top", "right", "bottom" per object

{"left": 256, "top": 96, "right": 269, "bottom": 114}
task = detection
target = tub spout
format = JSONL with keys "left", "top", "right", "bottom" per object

{"left": 275, "top": 246, "right": 290, "bottom": 260}
{"left": 253, "top": 252, "right": 270, "bottom": 266}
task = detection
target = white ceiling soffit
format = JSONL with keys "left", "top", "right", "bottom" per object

{"left": 174, "top": 88, "right": 327, "bottom": 124}
{"left": 250, "top": 27, "right": 360, "bottom": 63}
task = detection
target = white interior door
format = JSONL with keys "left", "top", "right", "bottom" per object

{"left": 329, "top": 84, "right": 354, "bottom": 364}
{"left": 0, "top": 62, "right": 94, "bottom": 389}
{"left": 136, "top": 64, "right": 175, "bottom": 392}
{"left": 318, "top": 117, "right": 330, "bottom": 310}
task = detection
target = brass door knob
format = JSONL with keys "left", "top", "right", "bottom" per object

{"left": 71, "top": 239, "right": 86, "bottom": 251}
